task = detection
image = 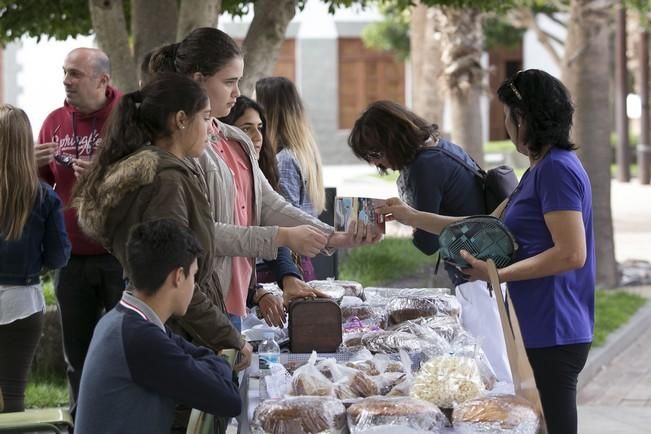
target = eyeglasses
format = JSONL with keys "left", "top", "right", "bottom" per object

{"left": 365, "top": 151, "right": 383, "bottom": 161}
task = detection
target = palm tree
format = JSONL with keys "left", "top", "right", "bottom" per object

{"left": 410, "top": 1, "right": 445, "bottom": 125}
{"left": 432, "top": 6, "right": 486, "bottom": 167}
{"left": 562, "top": 0, "right": 618, "bottom": 287}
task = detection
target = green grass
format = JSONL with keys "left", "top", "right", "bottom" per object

{"left": 610, "top": 163, "right": 638, "bottom": 178}
{"left": 339, "top": 237, "right": 434, "bottom": 287}
{"left": 593, "top": 290, "right": 646, "bottom": 347}
{"left": 24, "top": 380, "right": 69, "bottom": 408}
{"left": 42, "top": 278, "right": 56, "bottom": 306}
{"left": 371, "top": 170, "right": 400, "bottom": 183}
{"left": 484, "top": 140, "right": 515, "bottom": 153}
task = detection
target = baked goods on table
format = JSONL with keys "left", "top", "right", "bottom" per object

{"left": 252, "top": 396, "right": 347, "bottom": 434}
{"left": 334, "top": 280, "right": 365, "bottom": 299}
{"left": 361, "top": 331, "right": 435, "bottom": 354}
{"left": 292, "top": 356, "right": 334, "bottom": 396}
{"left": 386, "top": 295, "right": 461, "bottom": 326}
{"left": 347, "top": 396, "right": 448, "bottom": 433}
{"left": 389, "top": 315, "right": 462, "bottom": 343}
{"left": 411, "top": 354, "right": 485, "bottom": 408}
{"left": 452, "top": 394, "right": 540, "bottom": 433}
{"left": 307, "top": 279, "right": 347, "bottom": 300}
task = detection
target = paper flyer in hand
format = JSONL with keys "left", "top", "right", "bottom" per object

{"left": 334, "top": 197, "right": 386, "bottom": 234}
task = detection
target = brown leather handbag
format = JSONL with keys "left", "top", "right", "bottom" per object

{"left": 288, "top": 298, "right": 342, "bottom": 353}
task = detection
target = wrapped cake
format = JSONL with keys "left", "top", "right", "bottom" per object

{"left": 452, "top": 394, "right": 540, "bottom": 434}
{"left": 252, "top": 396, "right": 347, "bottom": 434}
{"left": 347, "top": 396, "right": 447, "bottom": 433}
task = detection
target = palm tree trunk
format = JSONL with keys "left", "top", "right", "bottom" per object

{"left": 410, "top": 3, "right": 445, "bottom": 125}
{"left": 434, "top": 7, "right": 485, "bottom": 166}
{"left": 562, "top": 0, "right": 618, "bottom": 287}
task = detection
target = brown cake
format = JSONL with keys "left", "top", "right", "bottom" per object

{"left": 452, "top": 394, "right": 540, "bottom": 432}
{"left": 361, "top": 330, "right": 433, "bottom": 354}
{"left": 252, "top": 396, "right": 347, "bottom": 434}
{"left": 345, "top": 359, "right": 381, "bottom": 376}
{"left": 387, "top": 295, "right": 462, "bottom": 326}
{"left": 292, "top": 372, "right": 334, "bottom": 397}
{"left": 347, "top": 396, "right": 447, "bottom": 432}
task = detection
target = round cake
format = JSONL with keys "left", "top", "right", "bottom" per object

{"left": 252, "top": 396, "right": 347, "bottom": 434}
{"left": 452, "top": 394, "right": 540, "bottom": 433}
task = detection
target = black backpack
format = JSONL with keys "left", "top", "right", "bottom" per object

{"left": 435, "top": 146, "right": 518, "bottom": 213}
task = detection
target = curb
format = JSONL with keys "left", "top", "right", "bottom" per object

{"left": 578, "top": 300, "right": 651, "bottom": 391}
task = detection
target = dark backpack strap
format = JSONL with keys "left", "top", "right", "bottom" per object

{"left": 432, "top": 144, "right": 487, "bottom": 180}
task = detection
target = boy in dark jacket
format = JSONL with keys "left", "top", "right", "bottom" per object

{"left": 75, "top": 220, "right": 241, "bottom": 434}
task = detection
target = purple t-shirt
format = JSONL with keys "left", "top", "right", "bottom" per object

{"left": 503, "top": 147, "right": 595, "bottom": 349}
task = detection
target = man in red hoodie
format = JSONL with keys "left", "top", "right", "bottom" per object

{"left": 35, "top": 47, "right": 124, "bottom": 418}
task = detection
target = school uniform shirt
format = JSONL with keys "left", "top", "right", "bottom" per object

{"left": 75, "top": 291, "right": 241, "bottom": 434}
{"left": 503, "top": 147, "right": 595, "bottom": 348}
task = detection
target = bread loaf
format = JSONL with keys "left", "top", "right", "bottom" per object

{"left": 347, "top": 396, "right": 447, "bottom": 432}
{"left": 452, "top": 394, "right": 540, "bottom": 433}
{"left": 252, "top": 396, "right": 347, "bottom": 434}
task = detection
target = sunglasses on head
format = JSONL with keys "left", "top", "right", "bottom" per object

{"left": 509, "top": 70, "right": 523, "bottom": 101}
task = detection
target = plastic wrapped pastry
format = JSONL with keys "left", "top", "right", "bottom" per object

{"left": 307, "top": 279, "right": 346, "bottom": 301}
{"left": 452, "top": 394, "right": 540, "bottom": 434}
{"left": 386, "top": 295, "right": 461, "bottom": 326}
{"left": 411, "top": 354, "right": 485, "bottom": 408}
{"left": 316, "top": 358, "right": 379, "bottom": 399}
{"left": 252, "top": 396, "right": 347, "bottom": 434}
{"left": 347, "top": 396, "right": 448, "bottom": 433}
{"left": 333, "top": 279, "right": 365, "bottom": 299}
{"left": 361, "top": 331, "right": 435, "bottom": 354}
{"left": 291, "top": 352, "right": 334, "bottom": 396}
{"left": 391, "top": 315, "right": 462, "bottom": 343}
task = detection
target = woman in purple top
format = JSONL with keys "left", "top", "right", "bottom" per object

{"left": 378, "top": 69, "right": 594, "bottom": 434}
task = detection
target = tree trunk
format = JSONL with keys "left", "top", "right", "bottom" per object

{"left": 239, "top": 0, "right": 298, "bottom": 97}
{"left": 132, "top": 0, "right": 178, "bottom": 75}
{"left": 562, "top": 0, "right": 618, "bottom": 288}
{"left": 177, "top": 0, "right": 222, "bottom": 41}
{"left": 410, "top": 2, "right": 445, "bottom": 125}
{"left": 420, "top": 7, "right": 445, "bottom": 125}
{"left": 88, "top": 0, "right": 137, "bottom": 92}
{"left": 434, "top": 7, "right": 485, "bottom": 166}
{"left": 410, "top": 2, "right": 426, "bottom": 110}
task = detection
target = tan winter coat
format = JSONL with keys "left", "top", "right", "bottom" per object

{"left": 76, "top": 145, "right": 244, "bottom": 351}
{"left": 198, "top": 119, "right": 334, "bottom": 299}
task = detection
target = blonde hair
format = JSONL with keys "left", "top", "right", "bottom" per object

{"left": 255, "top": 77, "right": 325, "bottom": 213}
{"left": 0, "top": 105, "right": 39, "bottom": 240}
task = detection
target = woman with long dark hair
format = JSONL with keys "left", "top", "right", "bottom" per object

{"left": 220, "top": 96, "right": 326, "bottom": 310}
{"left": 148, "top": 28, "right": 378, "bottom": 330}
{"left": 0, "top": 105, "right": 70, "bottom": 412}
{"left": 74, "top": 74, "right": 247, "bottom": 370}
{"left": 347, "top": 100, "right": 512, "bottom": 383}
{"left": 378, "top": 69, "right": 594, "bottom": 434}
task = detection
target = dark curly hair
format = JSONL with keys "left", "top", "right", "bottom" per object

{"left": 347, "top": 100, "right": 439, "bottom": 172}
{"left": 497, "top": 69, "right": 577, "bottom": 159}
{"left": 219, "top": 96, "right": 280, "bottom": 192}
